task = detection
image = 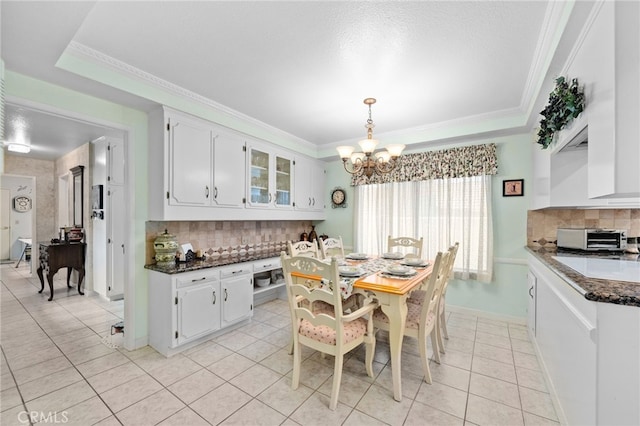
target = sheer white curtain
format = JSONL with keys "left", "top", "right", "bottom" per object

{"left": 354, "top": 175, "right": 493, "bottom": 282}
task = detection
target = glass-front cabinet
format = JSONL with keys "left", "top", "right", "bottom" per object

{"left": 247, "top": 142, "right": 293, "bottom": 209}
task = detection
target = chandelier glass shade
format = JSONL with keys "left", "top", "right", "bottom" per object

{"left": 337, "top": 98, "right": 405, "bottom": 178}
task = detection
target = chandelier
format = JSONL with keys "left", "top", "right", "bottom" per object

{"left": 337, "top": 98, "right": 405, "bottom": 178}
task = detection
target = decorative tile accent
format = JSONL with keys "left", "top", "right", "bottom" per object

{"left": 145, "top": 220, "right": 314, "bottom": 265}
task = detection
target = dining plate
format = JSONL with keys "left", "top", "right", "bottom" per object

{"left": 346, "top": 253, "right": 368, "bottom": 260}
{"left": 338, "top": 266, "right": 365, "bottom": 277}
{"left": 382, "top": 252, "right": 405, "bottom": 259}
{"left": 386, "top": 265, "right": 413, "bottom": 274}
{"left": 403, "top": 258, "right": 426, "bottom": 266}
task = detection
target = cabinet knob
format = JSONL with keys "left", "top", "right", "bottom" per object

{"left": 205, "top": 186, "right": 210, "bottom": 198}
{"left": 212, "top": 290, "right": 216, "bottom": 304}
{"left": 529, "top": 286, "right": 534, "bottom": 298}
{"left": 224, "top": 288, "right": 228, "bottom": 301}
{"left": 214, "top": 187, "right": 218, "bottom": 199}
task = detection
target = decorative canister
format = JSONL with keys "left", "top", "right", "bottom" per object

{"left": 154, "top": 229, "right": 179, "bottom": 266}
{"left": 308, "top": 225, "right": 318, "bottom": 243}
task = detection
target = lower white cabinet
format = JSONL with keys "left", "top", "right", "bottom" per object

{"left": 527, "top": 253, "right": 640, "bottom": 426}
{"left": 176, "top": 278, "right": 220, "bottom": 345}
{"left": 526, "top": 271, "right": 536, "bottom": 337}
{"left": 219, "top": 264, "right": 254, "bottom": 327}
{"left": 149, "top": 267, "right": 253, "bottom": 356}
{"left": 531, "top": 255, "right": 596, "bottom": 426}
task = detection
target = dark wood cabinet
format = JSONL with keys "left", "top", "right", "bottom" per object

{"left": 37, "top": 242, "right": 86, "bottom": 301}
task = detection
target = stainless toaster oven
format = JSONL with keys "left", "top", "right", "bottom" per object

{"left": 557, "top": 228, "right": 627, "bottom": 251}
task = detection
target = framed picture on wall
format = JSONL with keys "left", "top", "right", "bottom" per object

{"left": 503, "top": 179, "right": 524, "bottom": 197}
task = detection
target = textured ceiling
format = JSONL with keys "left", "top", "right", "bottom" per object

{"left": 1, "top": 1, "right": 593, "bottom": 160}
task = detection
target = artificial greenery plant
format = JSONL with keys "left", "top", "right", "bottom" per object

{"left": 536, "top": 76, "right": 585, "bottom": 149}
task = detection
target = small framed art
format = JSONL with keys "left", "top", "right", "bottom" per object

{"left": 503, "top": 179, "right": 524, "bottom": 197}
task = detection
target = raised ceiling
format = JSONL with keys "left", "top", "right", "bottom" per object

{"left": 1, "top": 1, "right": 594, "bottom": 160}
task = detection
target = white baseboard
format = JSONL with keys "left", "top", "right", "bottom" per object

{"left": 447, "top": 304, "right": 527, "bottom": 325}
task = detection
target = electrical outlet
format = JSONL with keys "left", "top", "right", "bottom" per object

{"left": 241, "top": 236, "right": 249, "bottom": 245}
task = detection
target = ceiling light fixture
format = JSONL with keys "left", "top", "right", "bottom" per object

{"left": 6, "top": 143, "right": 31, "bottom": 153}
{"left": 337, "top": 98, "right": 405, "bottom": 178}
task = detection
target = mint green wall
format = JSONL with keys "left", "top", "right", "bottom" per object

{"left": 320, "top": 135, "right": 532, "bottom": 319}
{"left": 4, "top": 71, "right": 150, "bottom": 341}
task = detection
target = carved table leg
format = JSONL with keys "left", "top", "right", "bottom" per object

{"left": 46, "top": 272, "right": 55, "bottom": 301}
{"left": 77, "top": 268, "right": 85, "bottom": 295}
{"left": 37, "top": 265, "right": 45, "bottom": 294}
{"left": 66, "top": 267, "right": 73, "bottom": 288}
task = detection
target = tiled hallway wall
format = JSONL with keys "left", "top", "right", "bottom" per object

{"left": 527, "top": 208, "right": 640, "bottom": 248}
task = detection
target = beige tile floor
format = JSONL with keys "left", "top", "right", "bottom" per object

{"left": 1, "top": 262, "right": 559, "bottom": 425}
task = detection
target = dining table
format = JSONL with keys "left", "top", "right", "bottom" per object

{"left": 291, "top": 254, "right": 434, "bottom": 402}
{"left": 348, "top": 256, "right": 434, "bottom": 402}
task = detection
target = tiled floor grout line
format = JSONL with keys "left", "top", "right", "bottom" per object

{"left": 1, "top": 277, "right": 126, "bottom": 424}
{"left": 2, "top": 264, "right": 559, "bottom": 426}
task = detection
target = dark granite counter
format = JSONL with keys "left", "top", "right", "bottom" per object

{"left": 145, "top": 249, "right": 284, "bottom": 274}
{"left": 526, "top": 246, "right": 640, "bottom": 307}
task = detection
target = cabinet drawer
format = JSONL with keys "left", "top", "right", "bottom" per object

{"left": 176, "top": 270, "right": 219, "bottom": 288}
{"left": 253, "top": 257, "right": 281, "bottom": 273}
{"left": 219, "top": 264, "right": 252, "bottom": 278}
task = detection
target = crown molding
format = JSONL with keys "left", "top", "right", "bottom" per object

{"left": 520, "top": 0, "right": 576, "bottom": 120}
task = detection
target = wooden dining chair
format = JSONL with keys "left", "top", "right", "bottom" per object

{"left": 281, "top": 253, "right": 378, "bottom": 410}
{"left": 319, "top": 236, "right": 345, "bottom": 259}
{"left": 387, "top": 235, "right": 424, "bottom": 258}
{"left": 288, "top": 240, "right": 319, "bottom": 258}
{"left": 406, "top": 243, "right": 459, "bottom": 354}
{"left": 372, "top": 249, "right": 451, "bottom": 384}
{"left": 436, "top": 242, "right": 459, "bottom": 353}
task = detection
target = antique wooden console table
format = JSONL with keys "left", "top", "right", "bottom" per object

{"left": 36, "top": 241, "right": 86, "bottom": 301}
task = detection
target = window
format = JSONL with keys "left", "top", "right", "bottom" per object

{"left": 354, "top": 175, "right": 493, "bottom": 282}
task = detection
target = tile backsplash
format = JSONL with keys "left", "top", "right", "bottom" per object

{"left": 145, "top": 220, "right": 315, "bottom": 265}
{"left": 527, "top": 209, "right": 640, "bottom": 247}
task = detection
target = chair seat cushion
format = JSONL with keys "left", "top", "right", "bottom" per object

{"left": 407, "top": 289, "right": 426, "bottom": 305}
{"left": 373, "top": 305, "right": 435, "bottom": 330}
{"left": 299, "top": 316, "right": 367, "bottom": 345}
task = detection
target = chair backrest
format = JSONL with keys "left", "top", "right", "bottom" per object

{"left": 387, "top": 236, "right": 424, "bottom": 258}
{"left": 281, "top": 253, "right": 345, "bottom": 337}
{"left": 288, "top": 240, "right": 319, "bottom": 258}
{"left": 440, "top": 242, "right": 459, "bottom": 298}
{"left": 418, "top": 249, "right": 451, "bottom": 323}
{"left": 319, "top": 236, "right": 345, "bottom": 259}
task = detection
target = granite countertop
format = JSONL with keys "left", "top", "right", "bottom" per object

{"left": 145, "top": 249, "right": 284, "bottom": 274}
{"left": 526, "top": 246, "right": 640, "bottom": 307}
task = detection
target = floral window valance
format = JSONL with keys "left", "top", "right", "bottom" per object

{"left": 350, "top": 143, "right": 498, "bottom": 186}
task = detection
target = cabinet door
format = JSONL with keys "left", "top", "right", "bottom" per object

{"left": 222, "top": 275, "right": 253, "bottom": 326}
{"left": 247, "top": 146, "right": 271, "bottom": 208}
{"left": 212, "top": 130, "right": 245, "bottom": 208}
{"left": 177, "top": 281, "right": 220, "bottom": 344}
{"left": 309, "top": 160, "right": 325, "bottom": 211}
{"left": 527, "top": 271, "right": 536, "bottom": 337}
{"left": 107, "top": 186, "right": 126, "bottom": 299}
{"left": 108, "top": 137, "right": 126, "bottom": 187}
{"left": 274, "top": 153, "right": 293, "bottom": 209}
{"left": 168, "top": 114, "right": 213, "bottom": 206}
{"left": 294, "top": 157, "right": 312, "bottom": 210}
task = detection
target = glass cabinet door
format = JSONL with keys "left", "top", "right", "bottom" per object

{"left": 250, "top": 149, "right": 270, "bottom": 205}
{"left": 275, "top": 155, "right": 292, "bottom": 207}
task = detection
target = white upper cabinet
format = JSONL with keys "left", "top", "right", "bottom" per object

{"left": 149, "top": 106, "right": 325, "bottom": 220}
{"left": 246, "top": 141, "right": 293, "bottom": 210}
{"left": 212, "top": 129, "right": 246, "bottom": 209}
{"left": 565, "top": 1, "right": 639, "bottom": 201}
{"left": 294, "top": 155, "right": 325, "bottom": 212}
{"left": 167, "top": 111, "right": 213, "bottom": 207}
{"left": 532, "top": 1, "right": 640, "bottom": 209}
